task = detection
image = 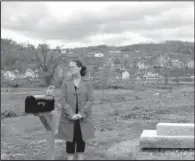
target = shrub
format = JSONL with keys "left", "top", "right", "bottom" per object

{"left": 1, "top": 109, "right": 18, "bottom": 119}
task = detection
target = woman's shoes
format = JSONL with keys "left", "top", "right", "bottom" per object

{"left": 66, "top": 154, "right": 75, "bottom": 160}
{"left": 76, "top": 153, "right": 84, "bottom": 160}
{"left": 66, "top": 153, "right": 84, "bottom": 160}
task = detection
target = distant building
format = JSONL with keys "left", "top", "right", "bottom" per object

{"left": 4, "top": 71, "right": 16, "bottom": 81}
{"left": 122, "top": 71, "right": 130, "bottom": 80}
{"left": 171, "top": 59, "right": 184, "bottom": 68}
{"left": 61, "top": 49, "right": 67, "bottom": 54}
{"left": 25, "top": 69, "right": 36, "bottom": 80}
{"left": 143, "top": 72, "right": 158, "bottom": 79}
{"left": 136, "top": 62, "right": 151, "bottom": 69}
{"left": 186, "top": 60, "right": 194, "bottom": 69}
{"left": 94, "top": 52, "right": 104, "bottom": 57}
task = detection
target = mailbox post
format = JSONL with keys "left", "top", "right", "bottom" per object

{"left": 25, "top": 86, "right": 57, "bottom": 160}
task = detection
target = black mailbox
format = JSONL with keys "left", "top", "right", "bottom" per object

{"left": 25, "top": 95, "right": 55, "bottom": 114}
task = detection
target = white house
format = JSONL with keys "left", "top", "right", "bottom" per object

{"left": 143, "top": 72, "right": 158, "bottom": 79}
{"left": 137, "top": 62, "right": 151, "bottom": 69}
{"left": 94, "top": 53, "right": 104, "bottom": 57}
{"left": 186, "top": 60, "right": 194, "bottom": 69}
{"left": 61, "top": 49, "right": 67, "bottom": 54}
{"left": 4, "top": 71, "right": 16, "bottom": 81}
{"left": 171, "top": 59, "right": 184, "bottom": 68}
{"left": 25, "top": 69, "right": 36, "bottom": 80}
{"left": 122, "top": 71, "right": 130, "bottom": 80}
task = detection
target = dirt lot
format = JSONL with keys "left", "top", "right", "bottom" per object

{"left": 1, "top": 85, "right": 194, "bottom": 160}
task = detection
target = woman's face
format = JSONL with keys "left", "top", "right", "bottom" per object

{"left": 68, "top": 61, "right": 81, "bottom": 76}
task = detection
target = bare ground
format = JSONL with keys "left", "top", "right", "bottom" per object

{"left": 1, "top": 85, "right": 194, "bottom": 160}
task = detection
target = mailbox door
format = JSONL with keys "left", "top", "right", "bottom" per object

{"left": 25, "top": 96, "right": 37, "bottom": 113}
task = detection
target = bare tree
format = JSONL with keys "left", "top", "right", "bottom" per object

{"left": 129, "top": 58, "right": 138, "bottom": 84}
{"left": 154, "top": 55, "right": 171, "bottom": 86}
{"left": 35, "top": 43, "right": 66, "bottom": 86}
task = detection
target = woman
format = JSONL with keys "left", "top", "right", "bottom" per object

{"left": 58, "top": 59, "right": 95, "bottom": 160}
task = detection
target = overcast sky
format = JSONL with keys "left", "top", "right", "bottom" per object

{"left": 1, "top": 1, "right": 194, "bottom": 48}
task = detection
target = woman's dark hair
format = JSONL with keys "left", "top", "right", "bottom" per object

{"left": 72, "top": 59, "right": 87, "bottom": 76}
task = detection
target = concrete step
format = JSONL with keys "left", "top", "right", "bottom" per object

{"left": 139, "top": 130, "right": 194, "bottom": 149}
{"left": 156, "top": 123, "right": 194, "bottom": 136}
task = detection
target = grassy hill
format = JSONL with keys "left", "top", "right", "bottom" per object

{"left": 1, "top": 38, "right": 194, "bottom": 71}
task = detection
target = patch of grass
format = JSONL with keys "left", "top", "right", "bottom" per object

{"left": 1, "top": 86, "right": 194, "bottom": 160}
{"left": 138, "top": 148, "right": 194, "bottom": 160}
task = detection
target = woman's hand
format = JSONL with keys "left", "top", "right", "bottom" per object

{"left": 75, "top": 114, "right": 82, "bottom": 120}
{"left": 70, "top": 114, "right": 82, "bottom": 120}
{"left": 71, "top": 114, "right": 78, "bottom": 120}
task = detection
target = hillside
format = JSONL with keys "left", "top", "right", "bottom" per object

{"left": 1, "top": 38, "right": 194, "bottom": 71}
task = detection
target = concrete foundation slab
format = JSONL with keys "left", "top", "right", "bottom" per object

{"left": 140, "top": 130, "right": 194, "bottom": 149}
{"left": 156, "top": 123, "right": 194, "bottom": 136}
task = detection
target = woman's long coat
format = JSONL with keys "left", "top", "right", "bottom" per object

{"left": 57, "top": 77, "right": 95, "bottom": 141}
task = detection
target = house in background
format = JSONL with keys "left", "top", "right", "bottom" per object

{"left": 186, "top": 60, "right": 194, "bottom": 69}
{"left": 3, "top": 71, "right": 16, "bottom": 81}
{"left": 25, "top": 69, "right": 37, "bottom": 80}
{"left": 171, "top": 59, "right": 185, "bottom": 68}
{"left": 61, "top": 49, "right": 67, "bottom": 54}
{"left": 122, "top": 71, "right": 130, "bottom": 80}
{"left": 136, "top": 62, "right": 151, "bottom": 69}
{"left": 94, "top": 52, "right": 104, "bottom": 57}
{"left": 135, "top": 66, "right": 160, "bottom": 80}
{"left": 143, "top": 72, "right": 158, "bottom": 80}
